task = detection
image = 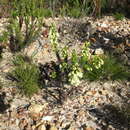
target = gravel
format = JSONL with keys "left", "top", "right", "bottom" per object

{"left": 0, "top": 16, "right": 130, "bottom": 130}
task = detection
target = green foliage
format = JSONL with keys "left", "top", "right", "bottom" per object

{"left": 68, "top": 8, "right": 81, "bottom": 18}
{"left": 68, "top": 50, "right": 83, "bottom": 86}
{"left": 42, "top": 8, "right": 52, "bottom": 17}
{"left": 65, "top": 0, "right": 81, "bottom": 18}
{"left": 13, "top": 53, "right": 32, "bottom": 66}
{"left": 80, "top": 0, "right": 91, "bottom": 16}
{"left": 50, "top": 71, "right": 57, "bottom": 79}
{"left": 58, "top": 0, "right": 109, "bottom": 17}
{"left": 80, "top": 42, "right": 104, "bottom": 81}
{"left": 49, "top": 23, "right": 130, "bottom": 85}
{"left": 49, "top": 23, "right": 59, "bottom": 53}
{"left": 0, "top": 0, "right": 127, "bottom": 18}
{"left": 11, "top": 54, "right": 40, "bottom": 97}
{"left": 59, "top": 46, "right": 69, "bottom": 73}
{"left": 79, "top": 42, "right": 130, "bottom": 81}
{"left": 49, "top": 24, "right": 83, "bottom": 85}
{"left": 101, "top": 0, "right": 108, "bottom": 9}
{"left": 83, "top": 54, "right": 130, "bottom": 81}
{"left": 59, "top": 0, "right": 87, "bottom": 17}
{"left": 6, "top": 0, "right": 44, "bottom": 52}
{"left": 0, "top": 31, "right": 9, "bottom": 59}
{"left": 101, "top": 55, "right": 130, "bottom": 80}
{"left": 113, "top": 12, "right": 125, "bottom": 20}
{"left": 0, "top": 31, "right": 8, "bottom": 43}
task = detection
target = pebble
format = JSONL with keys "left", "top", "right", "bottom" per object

{"left": 42, "top": 116, "right": 54, "bottom": 122}
{"left": 120, "top": 54, "right": 128, "bottom": 64}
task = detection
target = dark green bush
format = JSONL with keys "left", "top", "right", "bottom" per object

{"left": 102, "top": 55, "right": 130, "bottom": 80}
{"left": 83, "top": 54, "right": 130, "bottom": 81}
{"left": 11, "top": 54, "right": 40, "bottom": 97}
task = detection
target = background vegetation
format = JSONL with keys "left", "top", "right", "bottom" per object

{"left": 0, "top": 0, "right": 130, "bottom": 18}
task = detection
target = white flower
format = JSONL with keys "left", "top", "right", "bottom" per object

{"left": 92, "top": 56, "right": 104, "bottom": 69}
{"left": 76, "top": 71, "right": 83, "bottom": 78}
{"left": 68, "top": 68, "right": 83, "bottom": 86}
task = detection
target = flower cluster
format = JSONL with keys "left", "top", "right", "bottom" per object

{"left": 81, "top": 42, "right": 91, "bottom": 59}
{"left": 91, "top": 56, "right": 104, "bottom": 69}
{"left": 68, "top": 63, "right": 83, "bottom": 86}
{"left": 61, "top": 46, "right": 68, "bottom": 59}
{"left": 49, "top": 23, "right": 59, "bottom": 52}
{"left": 59, "top": 62, "right": 68, "bottom": 72}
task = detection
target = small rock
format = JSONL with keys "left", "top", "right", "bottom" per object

{"left": 42, "top": 116, "right": 54, "bottom": 122}
{"left": 29, "top": 104, "right": 45, "bottom": 119}
{"left": 100, "top": 23, "right": 108, "bottom": 28}
{"left": 103, "top": 82, "right": 112, "bottom": 90}
{"left": 29, "top": 104, "right": 45, "bottom": 114}
{"left": 85, "top": 126, "right": 95, "bottom": 130}
{"left": 50, "top": 125, "right": 58, "bottom": 130}
{"left": 18, "top": 118, "right": 28, "bottom": 130}
{"left": 11, "top": 99, "right": 28, "bottom": 109}
{"left": 103, "top": 37, "right": 110, "bottom": 44}
{"left": 63, "top": 30, "right": 68, "bottom": 34}
{"left": 68, "top": 126, "right": 77, "bottom": 130}
{"left": 61, "top": 122, "right": 71, "bottom": 129}
{"left": 120, "top": 54, "right": 128, "bottom": 64}
{"left": 108, "top": 125, "right": 114, "bottom": 129}
{"left": 37, "top": 123, "right": 46, "bottom": 130}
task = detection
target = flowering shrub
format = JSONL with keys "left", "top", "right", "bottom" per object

{"left": 68, "top": 63, "right": 83, "bottom": 86}
{"left": 49, "top": 24, "right": 83, "bottom": 86}
{"left": 80, "top": 42, "right": 105, "bottom": 80}
{"left": 68, "top": 50, "right": 83, "bottom": 86}
{"left": 80, "top": 42, "right": 92, "bottom": 70}
{"left": 49, "top": 23, "right": 130, "bottom": 85}
{"left": 49, "top": 23, "right": 59, "bottom": 52}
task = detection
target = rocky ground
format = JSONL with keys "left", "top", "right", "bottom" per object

{"left": 0, "top": 16, "right": 130, "bottom": 130}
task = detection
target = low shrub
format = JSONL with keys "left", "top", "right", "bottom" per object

{"left": 5, "top": 0, "right": 44, "bottom": 52}
{"left": 11, "top": 54, "right": 40, "bottom": 97}
{"left": 80, "top": 42, "right": 130, "bottom": 81}
{"left": 84, "top": 56, "right": 130, "bottom": 81}
{"left": 49, "top": 24, "right": 83, "bottom": 85}
{"left": 49, "top": 24, "right": 130, "bottom": 85}
{"left": 101, "top": 54, "right": 130, "bottom": 80}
